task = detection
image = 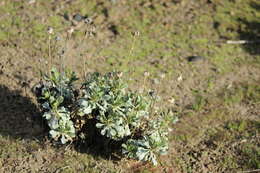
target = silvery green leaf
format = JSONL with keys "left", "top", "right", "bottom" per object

{"left": 122, "top": 147, "right": 129, "bottom": 156}
{"left": 61, "top": 135, "right": 68, "bottom": 144}
{"left": 52, "top": 96, "right": 64, "bottom": 109}
{"left": 137, "top": 139, "right": 149, "bottom": 148}
{"left": 48, "top": 116, "right": 59, "bottom": 129}
{"left": 96, "top": 102, "right": 106, "bottom": 112}
{"left": 172, "top": 116, "right": 179, "bottom": 124}
{"left": 78, "top": 99, "right": 88, "bottom": 106}
{"left": 138, "top": 147, "right": 149, "bottom": 154}
{"left": 100, "top": 127, "right": 107, "bottom": 136}
{"left": 96, "top": 115, "right": 104, "bottom": 121}
{"left": 159, "top": 147, "right": 168, "bottom": 155}
{"left": 130, "top": 121, "right": 137, "bottom": 127}
{"left": 116, "top": 126, "right": 125, "bottom": 137}
{"left": 125, "top": 125, "right": 131, "bottom": 136}
{"left": 69, "top": 129, "right": 76, "bottom": 136}
{"left": 103, "top": 94, "right": 111, "bottom": 101}
{"left": 121, "top": 144, "right": 128, "bottom": 154}
{"left": 57, "top": 107, "right": 70, "bottom": 118}
{"left": 137, "top": 152, "right": 147, "bottom": 161}
{"left": 136, "top": 148, "right": 149, "bottom": 161}
{"left": 109, "top": 128, "right": 116, "bottom": 137}
{"left": 83, "top": 106, "right": 92, "bottom": 114}
{"left": 57, "top": 112, "right": 68, "bottom": 120}
{"left": 96, "top": 123, "right": 104, "bottom": 128}
{"left": 116, "top": 118, "right": 123, "bottom": 125}
{"left": 150, "top": 132, "right": 161, "bottom": 142}
{"left": 57, "top": 95, "right": 64, "bottom": 105}
{"left": 115, "top": 124, "right": 123, "bottom": 131}
{"left": 42, "top": 102, "right": 50, "bottom": 110}
{"left": 43, "top": 90, "right": 50, "bottom": 98}
{"left": 49, "top": 96, "right": 55, "bottom": 103}
{"left": 50, "top": 130, "right": 60, "bottom": 139}
{"left": 78, "top": 110, "right": 84, "bottom": 116}
{"left": 43, "top": 111, "right": 52, "bottom": 120}
{"left": 151, "top": 155, "right": 158, "bottom": 165}
{"left": 137, "top": 110, "right": 148, "bottom": 117}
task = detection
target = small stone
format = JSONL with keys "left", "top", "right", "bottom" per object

{"left": 187, "top": 55, "right": 204, "bottom": 62}
{"left": 148, "top": 90, "right": 156, "bottom": 97}
{"left": 160, "top": 73, "right": 166, "bottom": 79}
{"left": 47, "top": 26, "right": 54, "bottom": 34}
{"left": 63, "top": 13, "right": 70, "bottom": 21}
{"left": 144, "top": 71, "right": 150, "bottom": 77}
{"left": 168, "top": 98, "right": 175, "bottom": 104}
{"left": 84, "top": 17, "right": 93, "bottom": 24}
{"left": 152, "top": 78, "right": 160, "bottom": 84}
{"left": 55, "top": 36, "right": 61, "bottom": 41}
{"left": 67, "top": 27, "right": 74, "bottom": 34}
{"left": 177, "top": 75, "right": 182, "bottom": 82}
{"left": 227, "top": 83, "right": 233, "bottom": 89}
{"left": 28, "top": 0, "right": 36, "bottom": 4}
{"left": 73, "top": 14, "right": 83, "bottom": 22}
{"left": 110, "top": 0, "right": 117, "bottom": 3}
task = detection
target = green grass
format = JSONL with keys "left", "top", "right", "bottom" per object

{"left": 222, "top": 82, "right": 260, "bottom": 105}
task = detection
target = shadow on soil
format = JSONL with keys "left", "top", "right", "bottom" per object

{"left": 74, "top": 127, "right": 123, "bottom": 161}
{"left": 0, "top": 84, "right": 121, "bottom": 160}
{"left": 238, "top": 2, "right": 260, "bottom": 55}
{"left": 0, "top": 85, "right": 46, "bottom": 140}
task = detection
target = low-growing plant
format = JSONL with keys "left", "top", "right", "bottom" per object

{"left": 35, "top": 68, "right": 78, "bottom": 144}
{"left": 34, "top": 68, "right": 175, "bottom": 165}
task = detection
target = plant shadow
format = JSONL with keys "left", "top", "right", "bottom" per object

{"left": 73, "top": 120, "right": 123, "bottom": 161}
{"left": 237, "top": 2, "right": 260, "bottom": 55}
{"left": 0, "top": 85, "right": 46, "bottom": 140}
{"left": 0, "top": 84, "right": 121, "bottom": 161}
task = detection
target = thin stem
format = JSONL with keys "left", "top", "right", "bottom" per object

{"left": 82, "top": 31, "right": 88, "bottom": 79}
{"left": 127, "top": 32, "right": 139, "bottom": 75}
{"left": 129, "top": 34, "right": 136, "bottom": 57}
{"left": 48, "top": 35, "right": 52, "bottom": 68}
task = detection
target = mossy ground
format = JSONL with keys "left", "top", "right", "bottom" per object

{"left": 0, "top": 0, "right": 259, "bottom": 172}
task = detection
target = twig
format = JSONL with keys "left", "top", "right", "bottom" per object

{"left": 48, "top": 35, "right": 52, "bottom": 68}
{"left": 225, "top": 40, "right": 260, "bottom": 44}
{"left": 82, "top": 31, "right": 88, "bottom": 79}
{"left": 129, "top": 32, "right": 137, "bottom": 56}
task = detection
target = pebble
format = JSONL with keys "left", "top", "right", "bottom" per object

{"left": 152, "top": 78, "right": 160, "bottom": 84}
{"left": 186, "top": 55, "right": 204, "bottom": 62}
{"left": 177, "top": 75, "right": 183, "bottom": 82}
{"left": 73, "top": 14, "right": 84, "bottom": 22}
{"left": 28, "top": 0, "right": 36, "bottom": 4}
{"left": 84, "top": 17, "right": 93, "bottom": 24}
{"left": 63, "top": 13, "right": 70, "bottom": 21}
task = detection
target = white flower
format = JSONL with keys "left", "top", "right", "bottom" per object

{"left": 177, "top": 75, "right": 182, "bottom": 82}
{"left": 67, "top": 28, "right": 74, "bottom": 35}
{"left": 47, "top": 27, "right": 54, "bottom": 34}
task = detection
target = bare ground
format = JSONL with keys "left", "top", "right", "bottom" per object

{"left": 0, "top": 0, "right": 259, "bottom": 172}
